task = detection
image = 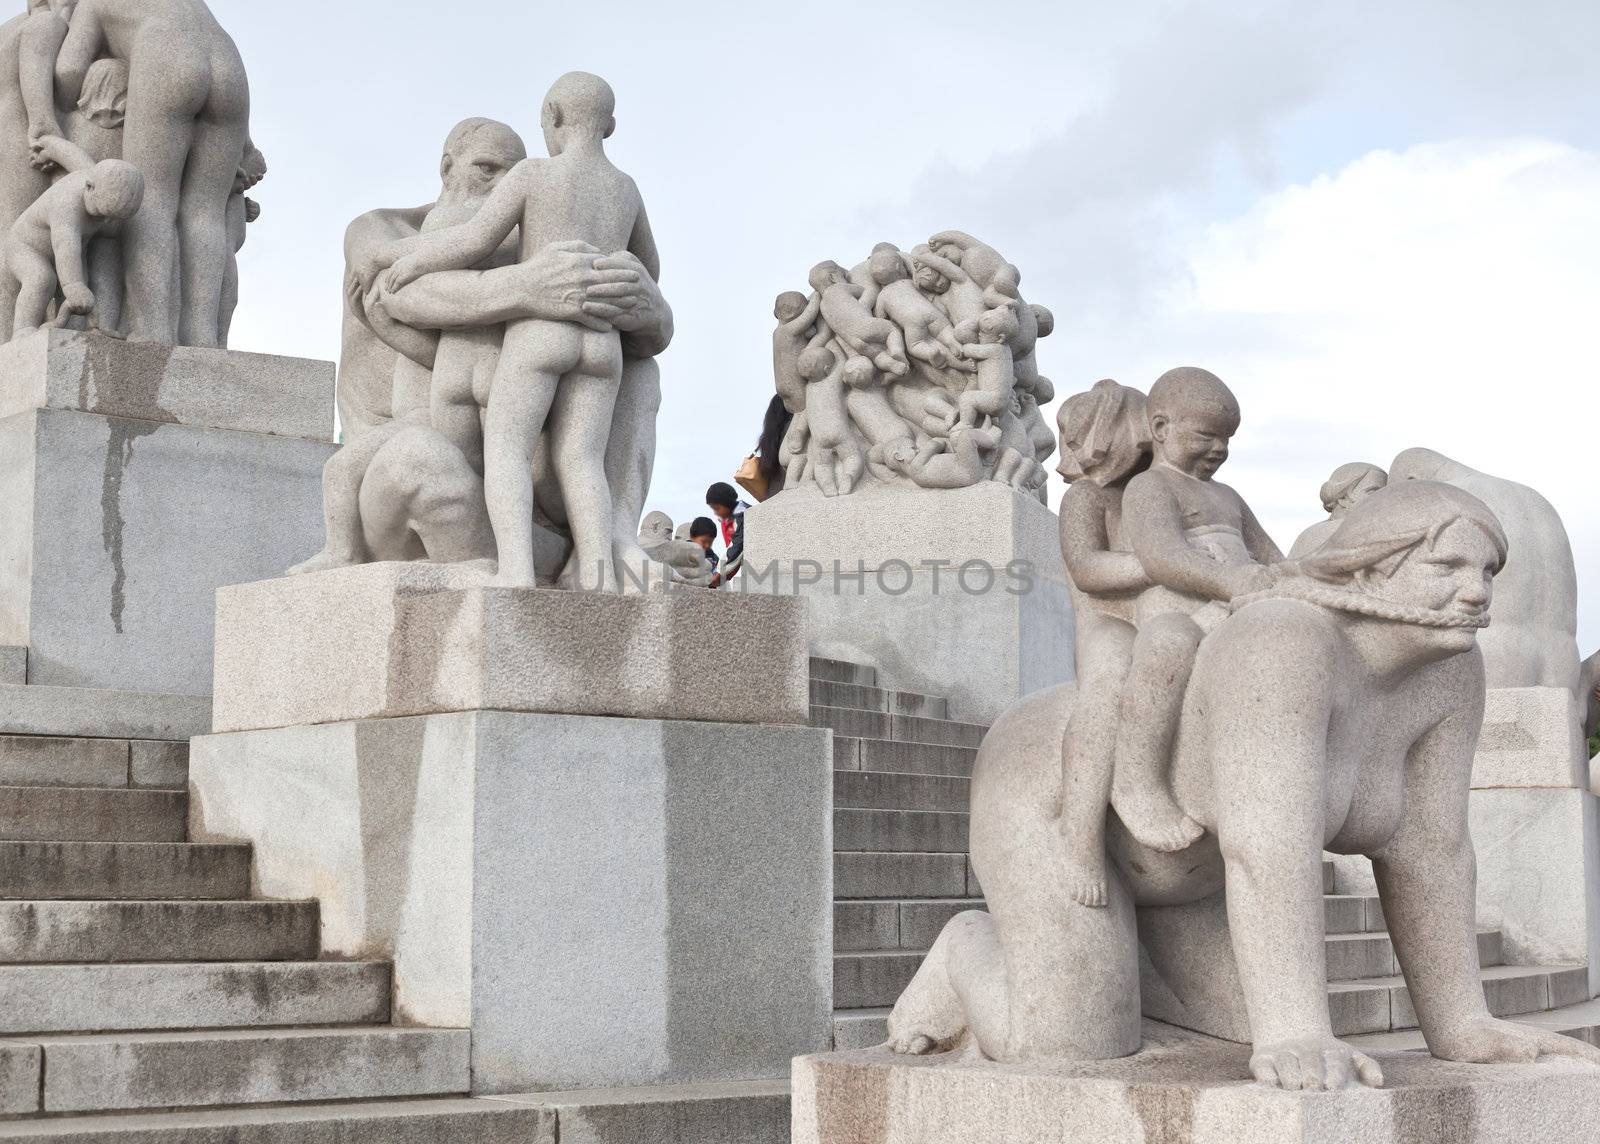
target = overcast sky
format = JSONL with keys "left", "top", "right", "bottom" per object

{"left": 218, "top": 0, "right": 1598, "bottom": 650}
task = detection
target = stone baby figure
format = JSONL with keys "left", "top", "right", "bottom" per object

{"left": 384, "top": 71, "right": 659, "bottom": 591}
{"left": 1, "top": 140, "right": 142, "bottom": 338}
{"left": 1110, "top": 367, "right": 1282, "bottom": 853}
{"left": 956, "top": 304, "right": 1021, "bottom": 428}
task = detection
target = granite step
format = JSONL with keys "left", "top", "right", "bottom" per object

{"left": 832, "top": 1007, "right": 890, "bottom": 1050}
{"left": 834, "top": 949, "right": 924, "bottom": 1009}
{"left": 0, "top": 841, "right": 251, "bottom": 900}
{"left": 834, "top": 852, "right": 974, "bottom": 900}
{"left": 0, "top": 785, "right": 187, "bottom": 843}
{"left": 0, "top": 900, "right": 320, "bottom": 963}
{"left": 0, "top": 736, "right": 131, "bottom": 790}
{"left": 833, "top": 808, "right": 969, "bottom": 853}
{"left": 1324, "top": 928, "right": 1503, "bottom": 981}
{"left": 832, "top": 737, "right": 977, "bottom": 777}
{"left": 810, "top": 706, "right": 987, "bottom": 749}
{"left": 0, "top": 684, "right": 210, "bottom": 743}
{"left": 834, "top": 771, "right": 970, "bottom": 813}
{"left": 808, "top": 657, "right": 877, "bottom": 687}
{"left": 485, "top": 1079, "right": 791, "bottom": 1144}
{"left": 0, "top": 647, "right": 23, "bottom": 686}
{"left": 0, "top": 961, "right": 391, "bottom": 1035}
{"left": 835, "top": 898, "right": 986, "bottom": 952}
{"left": 1324, "top": 893, "right": 1386, "bottom": 935}
{"left": 30, "top": 1026, "right": 468, "bottom": 1114}
{"left": 1329, "top": 963, "right": 1588, "bottom": 1035}
{"left": 0, "top": 1098, "right": 546, "bottom": 1141}
{"left": 809, "top": 680, "right": 949, "bottom": 720}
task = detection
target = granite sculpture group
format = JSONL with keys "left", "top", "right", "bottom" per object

{"left": 0, "top": 0, "right": 262, "bottom": 347}
{"left": 771, "top": 234, "right": 1058, "bottom": 499}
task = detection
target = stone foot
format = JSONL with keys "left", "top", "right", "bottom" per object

{"left": 1062, "top": 839, "right": 1109, "bottom": 909}
{"left": 1111, "top": 780, "right": 1205, "bottom": 853}
{"left": 886, "top": 917, "right": 971, "bottom": 1055}
{"left": 286, "top": 549, "right": 355, "bottom": 576}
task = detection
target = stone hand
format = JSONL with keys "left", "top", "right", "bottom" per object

{"left": 503, "top": 241, "right": 649, "bottom": 333}
{"left": 28, "top": 134, "right": 72, "bottom": 173}
{"left": 381, "top": 255, "right": 423, "bottom": 295}
{"left": 1225, "top": 564, "right": 1277, "bottom": 599}
{"left": 56, "top": 283, "right": 94, "bottom": 322}
{"left": 585, "top": 249, "right": 661, "bottom": 333}
{"left": 1249, "top": 1035, "right": 1384, "bottom": 1091}
{"left": 1430, "top": 1016, "right": 1600, "bottom": 1069}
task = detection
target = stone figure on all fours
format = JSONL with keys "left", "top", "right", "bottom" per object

{"left": 886, "top": 388, "right": 1600, "bottom": 1088}
{"left": 290, "top": 80, "right": 673, "bottom": 592}
{"left": 1390, "top": 447, "right": 1581, "bottom": 694}
{"left": 1289, "top": 461, "right": 1388, "bottom": 558}
{"left": 767, "top": 232, "right": 1055, "bottom": 498}
{"left": 0, "top": 0, "right": 263, "bottom": 347}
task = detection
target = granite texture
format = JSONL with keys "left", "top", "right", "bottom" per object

{"left": 793, "top": 1028, "right": 1600, "bottom": 1144}
{"left": 0, "top": 406, "right": 334, "bottom": 696}
{"left": 189, "top": 710, "right": 834, "bottom": 1093}
{"left": 0, "top": 330, "right": 334, "bottom": 440}
{"left": 212, "top": 563, "right": 810, "bottom": 731}
{"left": 744, "top": 481, "right": 1073, "bottom": 725}
{"left": 489, "top": 1079, "right": 790, "bottom": 1144}
{"left": 1471, "top": 686, "right": 1587, "bottom": 789}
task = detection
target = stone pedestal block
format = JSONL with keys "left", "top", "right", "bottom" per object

{"left": 793, "top": 1030, "right": 1600, "bottom": 1144}
{"left": 1472, "top": 687, "right": 1587, "bottom": 790}
{"left": 744, "top": 483, "right": 1074, "bottom": 725}
{"left": 0, "top": 333, "right": 336, "bottom": 697}
{"left": 190, "top": 709, "right": 833, "bottom": 1094}
{"left": 212, "top": 564, "right": 811, "bottom": 732}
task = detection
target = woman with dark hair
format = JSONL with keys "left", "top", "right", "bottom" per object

{"left": 755, "top": 393, "right": 792, "bottom": 498}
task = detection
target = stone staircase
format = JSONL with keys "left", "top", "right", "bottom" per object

{"left": 809, "top": 656, "right": 1596, "bottom": 1049}
{"left": 0, "top": 720, "right": 541, "bottom": 1139}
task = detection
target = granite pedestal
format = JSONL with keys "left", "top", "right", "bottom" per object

{"left": 192, "top": 581, "right": 832, "bottom": 1097}
{"left": 743, "top": 483, "right": 1074, "bottom": 725}
{"left": 0, "top": 331, "right": 335, "bottom": 697}
{"left": 793, "top": 1025, "right": 1600, "bottom": 1144}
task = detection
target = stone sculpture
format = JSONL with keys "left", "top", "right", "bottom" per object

{"left": 1288, "top": 461, "right": 1388, "bottom": 558}
{"left": 0, "top": 0, "right": 261, "bottom": 347}
{"left": 291, "top": 85, "right": 673, "bottom": 593}
{"left": 884, "top": 380, "right": 1600, "bottom": 1089}
{"left": 637, "top": 511, "right": 714, "bottom": 587}
{"left": 769, "top": 231, "right": 1055, "bottom": 498}
{"left": 1390, "top": 447, "right": 1580, "bottom": 693}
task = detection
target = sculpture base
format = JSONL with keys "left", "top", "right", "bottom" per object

{"left": 743, "top": 483, "right": 1074, "bottom": 725}
{"left": 0, "top": 332, "right": 335, "bottom": 696}
{"left": 191, "top": 709, "right": 833, "bottom": 1095}
{"left": 1472, "top": 687, "right": 1587, "bottom": 789}
{"left": 212, "top": 563, "right": 811, "bottom": 732}
{"left": 793, "top": 1027, "right": 1600, "bottom": 1144}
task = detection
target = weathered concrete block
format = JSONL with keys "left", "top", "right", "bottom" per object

{"left": 0, "top": 405, "right": 335, "bottom": 696}
{"left": 0, "top": 734, "right": 128, "bottom": 787}
{"left": 489, "top": 1079, "right": 790, "bottom": 1144}
{"left": 0, "top": 683, "right": 209, "bottom": 741}
{"left": 0, "top": 1040, "right": 40, "bottom": 1115}
{"left": 0, "top": 899, "right": 319, "bottom": 963}
{"left": 745, "top": 483, "right": 1075, "bottom": 725}
{"left": 190, "top": 711, "right": 833, "bottom": 1093}
{"left": 0, "top": 329, "right": 334, "bottom": 441}
{"left": 794, "top": 1031, "right": 1600, "bottom": 1144}
{"left": 0, "top": 839, "right": 250, "bottom": 900}
{"left": 0, "top": 785, "right": 186, "bottom": 842}
{"left": 1472, "top": 686, "right": 1586, "bottom": 789}
{"left": 212, "top": 563, "right": 810, "bottom": 732}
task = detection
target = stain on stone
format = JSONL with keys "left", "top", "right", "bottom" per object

{"left": 100, "top": 417, "right": 161, "bottom": 634}
{"left": 1389, "top": 1080, "right": 1475, "bottom": 1144}
{"left": 1126, "top": 1082, "right": 1198, "bottom": 1144}
{"left": 77, "top": 334, "right": 177, "bottom": 424}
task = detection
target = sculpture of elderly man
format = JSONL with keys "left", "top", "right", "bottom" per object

{"left": 887, "top": 478, "right": 1600, "bottom": 1089}
{"left": 292, "top": 115, "right": 671, "bottom": 579}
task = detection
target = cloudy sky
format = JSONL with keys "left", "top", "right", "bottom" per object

{"left": 219, "top": 0, "right": 1598, "bottom": 649}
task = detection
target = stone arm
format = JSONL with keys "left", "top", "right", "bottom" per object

{"left": 30, "top": 133, "right": 93, "bottom": 175}
{"left": 911, "top": 248, "right": 970, "bottom": 286}
{"left": 1124, "top": 474, "right": 1267, "bottom": 601}
{"left": 1059, "top": 485, "right": 1148, "bottom": 595}
{"left": 780, "top": 292, "right": 823, "bottom": 340}
{"left": 1239, "top": 496, "right": 1286, "bottom": 564}
{"left": 51, "top": 2, "right": 102, "bottom": 110}
{"left": 20, "top": 9, "right": 67, "bottom": 143}
{"left": 48, "top": 195, "right": 91, "bottom": 312}
{"left": 383, "top": 164, "right": 529, "bottom": 290}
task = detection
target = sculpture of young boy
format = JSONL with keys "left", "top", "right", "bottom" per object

{"left": 384, "top": 71, "right": 659, "bottom": 592}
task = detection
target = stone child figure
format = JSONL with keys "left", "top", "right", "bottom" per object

{"left": 1289, "top": 461, "right": 1388, "bottom": 559}
{"left": 811, "top": 259, "right": 908, "bottom": 379}
{"left": 384, "top": 72, "right": 659, "bottom": 591}
{"left": 1, "top": 139, "right": 142, "bottom": 337}
{"left": 956, "top": 305, "right": 1020, "bottom": 428}
{"left": 1054, "top": 380, "right": 1153, "bottom": 907}
{"left": 1112, "top": 367, "right": 1282, "bottom": 852}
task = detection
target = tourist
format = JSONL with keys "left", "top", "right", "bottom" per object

{"left": 688, "top": 516, "right": 720, "bottom": 584}
{"left": 743, "top": 394, "right": 792, "bottom": 500}
{"left": 705, "top": 481, "right": 748, "bottom": 587}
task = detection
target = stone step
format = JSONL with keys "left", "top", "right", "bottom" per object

{"left": 1351, "top": 996, "right": 1600, "bottom": 1054}
{"left": 1324, "top": 928, "right": 1503, "bottom": 981}
{"left": 0, "top": 736, "right": 129, "bottom": 789}
{"left": 0, "top": 900, "right": 320, "bottom": 963}
{"left": 809, "top": 657, "right": 877, "bottom": 686}
{"left": 834, "top": 852, "right": 973, "bottom": 900}
{"left": 0, "top": 785, "right": 186, "bottom": 843}
{"left": 833, "top": 808, "right": 969, "bottom": 853}
{"left": 0, "top": 961, "right": 391, "bottom": 1035}
{"left": 834, "top": 771, "right": 970, "bottom": 813}
{"left": 832, "top": 737, "right": 977, "bottom": 777}
{"left": 808, "top": 680, "right": 949, "bottom": 719}
{"left": 0, "top": 647, "right": 23, "bottom": 686}
{"left": 0, "top": 684, "right": 210, "bottom": 742}
{"left": 835, "top": 898, "right": 986, "bottom": 953}
{"left": 1328, "top": 963, "right": 1588, "bottom": 1036}
{"left": 487, "top": 1079, "right": 791, "bottom": 1144}
{"left": 0, "top": 841, "right": 251, "bottom": 900}
{"left": 832, "top": 1007, "right": 890, "bottom": 1050}
{"left": 29, "top": 1026, "right": 468, "bottom": 1114}
{"left": 0, "top": 1098, "right": 546, "bottom": 1141}
{"left": 810, "top": 706, "right": 986, "bottom": 749}
{"left": 1324, "top": 893, "right": 1385, "bottom": 935}
{"left": 835, "top": 949, "right": 923, "bottom": 1009}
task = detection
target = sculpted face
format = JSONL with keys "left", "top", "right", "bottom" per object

{"left": 1152, "top": 403, "right": 1236, "bottom": 480}
{"left": 913, "top": 261, "right": 950, "bottom": 294}
{"left": 1359, "top": 519, "right": 1499, "bottom": 655}
{"left": 439, "top": 120, "right": 526, "bottom": 205}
